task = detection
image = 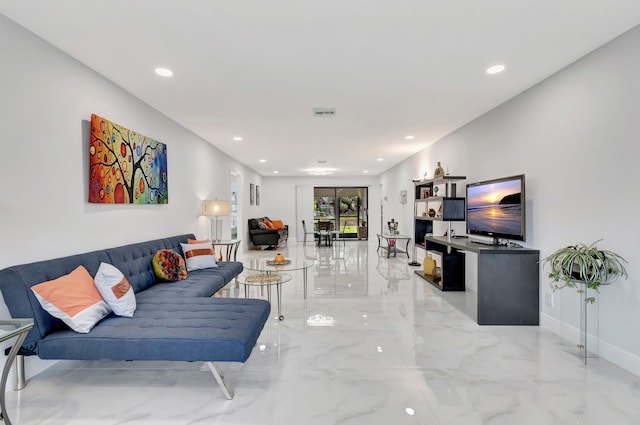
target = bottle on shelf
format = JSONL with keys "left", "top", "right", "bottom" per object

{"left": 423, "top": 254, "right": 436, "bottom": 276}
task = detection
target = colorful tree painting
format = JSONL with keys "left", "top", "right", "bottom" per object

{"left": 89, "top": 114, "right": 168, "bottom": 204}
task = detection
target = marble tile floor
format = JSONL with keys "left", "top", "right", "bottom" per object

{"left": 5, "top": 241, "right": 640, "bottom": 424}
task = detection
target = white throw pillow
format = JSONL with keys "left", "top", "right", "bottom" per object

{"left": 94, "top": 262, "right": 137, "bottom": 317}
{"left": 31, "top": 266, "right": 111, "bottom": 333}
{"left": 180, "top": 242, "right": 218, "bottom": 271}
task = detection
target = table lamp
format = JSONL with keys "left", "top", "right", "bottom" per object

{"left": 202, "top": 199, "right": 230, "bottom": 242}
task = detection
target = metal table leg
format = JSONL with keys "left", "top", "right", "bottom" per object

{"left": 225, "top": 244, "right": 232, "bottom": 261}
{"left": 232, "top": 241, "right": 239, "bottom": 261}
{"left": 303, "top": 267, "right": 308, "bottom": 299}
{"left": 0, "top": 332, "right": 29, "bottom": 425}
{"left": 276, "top": 282, "right": 284, "bottom": 321}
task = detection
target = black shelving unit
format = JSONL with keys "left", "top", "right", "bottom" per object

{"left": 423, "top": 236, "right": 540, "bottom": 325}
{"left": 413, "top": 176, "right": 466, "bottom": 248}
{"left": 414, "top": 244, "right": 465, "bottom": 291}
{"left": 413, "top": 176, "right": 467, "bottom": 291}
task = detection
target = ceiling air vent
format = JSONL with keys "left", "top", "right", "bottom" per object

{"left": 313, "top": 108, "right": 336, "bottom": 117}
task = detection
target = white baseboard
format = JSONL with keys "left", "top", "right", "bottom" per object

{"left": 540, "top": 313, "right": 563, "bottom": 336}
{"left": 541, "top": 313, "right": 640, "bottom": 377}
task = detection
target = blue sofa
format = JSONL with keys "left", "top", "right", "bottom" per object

{"left": 0, "top": 234, "right": 270, "bottom": 399}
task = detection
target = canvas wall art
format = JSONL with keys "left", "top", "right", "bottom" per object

{"left": 89, "top": 114, "right": 168, "bottom": 204}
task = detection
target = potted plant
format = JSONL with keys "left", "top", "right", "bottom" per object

{"left": 542, "top": 239, "right": 628, "bottom": 304}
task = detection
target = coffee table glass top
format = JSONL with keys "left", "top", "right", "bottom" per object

{"left": 236, "top": 272, "right": 293, "bottom": 287}
{"left": 243, "top": 258, "right": 314, "bottom": 272}
{"left": 0, "top": 319, "right": 34, "bottom": 342}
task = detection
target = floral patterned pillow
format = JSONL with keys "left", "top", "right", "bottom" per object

{"left": 152, "top": 249, "right": 188, "bottom": 282}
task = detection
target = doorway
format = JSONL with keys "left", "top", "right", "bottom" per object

{"left": 230, "top": 172, "right": 239, "bottom": 240}
{"left": 313, "top": 187, "right": 368, "bottom": 239}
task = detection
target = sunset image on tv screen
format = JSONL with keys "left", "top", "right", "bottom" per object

{"left": 467, "top": 179, "right": 521, "bottom": 235}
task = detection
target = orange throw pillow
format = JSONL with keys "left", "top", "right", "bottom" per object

{"left": 188, "top": 238, "right": 215, "bottom": 255}
{"left": 264, "top": 221, "right": 275, "bottom": 229}
{"left": 271, "top": 220, "right": 285, "bottom": 230}
{"left": 31, "top": 266, "right": 111, "bottom": 333}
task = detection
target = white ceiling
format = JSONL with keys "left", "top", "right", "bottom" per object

{"left": 2, "top": 1, "right": 639, "bottom": 176}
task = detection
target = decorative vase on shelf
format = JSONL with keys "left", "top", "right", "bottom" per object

{"left": 274, "top": 253, "right": 285, "bottom": 264}
{"left": 434, "top": 162, "right": 445, "bottom": 178}
{"left": 433, "top": 266, "right": 442, "bottom": 283}
{"left": 388, "top": 219, "right": 399, "bottom": 235}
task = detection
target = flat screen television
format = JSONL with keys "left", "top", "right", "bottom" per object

{"left": 466, "top": 174, "right": 525, "bottom": 244}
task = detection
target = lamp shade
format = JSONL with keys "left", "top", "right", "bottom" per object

{"left": 202, "top": 199, "right": 230, "bottom": 217}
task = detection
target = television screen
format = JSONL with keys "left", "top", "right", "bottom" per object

{"left": 466, "top": 174, "right": 525, "bottom": 242}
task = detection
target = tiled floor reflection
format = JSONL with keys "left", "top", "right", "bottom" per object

{"left": 5, "top": 240, "right": 640, "bottom": 424}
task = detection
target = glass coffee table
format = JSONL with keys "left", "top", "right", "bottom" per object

{"left": 377, "top": 233, "right": 411, "bottom": 258}
{"left": 241, "top": 259, "right": 315, "bottom": 320}
{"left": 236, "top": 272, "right": 292, "bottom": 321}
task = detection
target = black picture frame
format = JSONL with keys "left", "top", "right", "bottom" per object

{"left": 250, "top": 183, "right": 255, "bottom": 205}
{"left": 256, "top": 185, "right": 260, "bottom": 206}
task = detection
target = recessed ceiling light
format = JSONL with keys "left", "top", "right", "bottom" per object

{"left": 154, "top": 67, "right": 173, "bottom": 77}
{"left": 377, "top": 158, "right": 384, "bottom": 161}
{"left": 273, "top": 171, "right": 279, "bottom": 174}
{"left": 486, "top": 64, "right": 506, "bottom": 75}
{"left": 259, "top": 159, "right": 266, "bottom": 163}
{"left": 233, "top": 136, "right": 243, "bottom": 141}
{"left": 405, "top": 135, "right": 415, "bottom": 140}
{"left": 363, "top": 170, "right": 369, "bottom": 173}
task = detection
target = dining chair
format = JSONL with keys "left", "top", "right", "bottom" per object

{"left": 317, "top": 221, "right": 333, "bottom": 246}
{"left": 301, "top": 220, "right": 317, "bottom": 245}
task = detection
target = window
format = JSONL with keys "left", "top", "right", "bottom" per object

{"left": 313, "top": 187, "right": 368, "bottom": 239}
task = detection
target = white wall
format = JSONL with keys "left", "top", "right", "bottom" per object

{"left": 0, "top": 15, "right": 262, "bottom": 378}
{"left": 380, "top": 25, "right": 640, "bottom": 375}
{"left": 260, "top": 176, "right": 380, "bottom": 241}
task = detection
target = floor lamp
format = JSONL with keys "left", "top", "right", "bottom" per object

{"left": 202, "top": 199, "right": 230, "bottom": 242}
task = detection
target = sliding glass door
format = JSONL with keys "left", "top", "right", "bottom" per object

{"left": 313, "top": 187, "right": 368, "bottom": 239}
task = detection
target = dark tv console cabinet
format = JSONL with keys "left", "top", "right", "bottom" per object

{"left": 421, "top": 236, "right": 540, "bottom": 325}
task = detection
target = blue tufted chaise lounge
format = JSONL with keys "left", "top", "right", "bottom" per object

{"left": 0, "top": 234, "right": 270, "bottom": 399}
